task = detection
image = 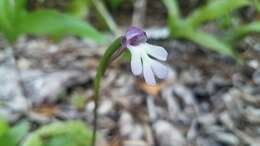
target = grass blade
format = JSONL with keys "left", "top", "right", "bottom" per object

{"left": 186, "top": 0, "right": 249, "bottom": 28}
{"left": 17, "top": 10, "right": 105, "bottom": 43}
{"left": 229, "top": 21, "right": 260, "bottom": 42}
{"left": 185, "top": 30, "right": 237, "bottom": 58}
{"left": 91, "top": 0, "right": 119, "bottom": 35}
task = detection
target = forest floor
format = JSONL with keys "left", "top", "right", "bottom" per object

{"left": 1, "top": 0, "right": 260, "bottom": 146}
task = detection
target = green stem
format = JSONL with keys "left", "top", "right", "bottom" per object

{"left": 91, "top": 0, "right": 119, "bottom": 35}
{"left": 162, "top": 0, "right": 180, "bottom": 20}
{"left": 91, "top": 37, "right": 122, "bottom": 146}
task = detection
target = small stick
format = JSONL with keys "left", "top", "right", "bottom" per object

{"left": 132, "top": 0, "right": 147, "bottom": 27}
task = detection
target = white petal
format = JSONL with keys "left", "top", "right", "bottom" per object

{"left": 128, "top": 45, "right": 143, "bottom": 75}
{"left": 145, "top": 43, "right": 168, "bottom": 61}
{"left": 143, "top": 58, "right": 156, "bottom": 85}
{"left": 130, "top": 52, "right": 142, "bottom": 75}
{"left": 151, "top": 60, "right": 168, "bottom": 79}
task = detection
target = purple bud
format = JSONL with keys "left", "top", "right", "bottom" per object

{"left": 122, "top": 26, "right": 147, "bottom": 47}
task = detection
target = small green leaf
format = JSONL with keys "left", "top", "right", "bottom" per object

{"left": 0, "top": 119, "right": 9, "bottom": 137}
{"left": 10, "top": 121, "right": 29, "bottom": 144}
{"left": 17, "top": 10, "right": 105, "bottom": 43}
{"left": 23, "top": 121, "right": 93, "bottom": 146}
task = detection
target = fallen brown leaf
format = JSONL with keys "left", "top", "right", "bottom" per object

{"left": 138, "top": 82, "right": 161, "bottom": 96}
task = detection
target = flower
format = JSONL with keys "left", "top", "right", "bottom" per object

{"left": 122, "top": 26, "right": 168, "bottom": 85}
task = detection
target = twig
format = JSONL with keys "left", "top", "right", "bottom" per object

{"left": 146, "top": 95, "right": 159, "bottom": 146}
{"left": 91, "top": 0, "right": 119, "bottom": 35}
{"left": 132, "top": 0, "right": 147, "bottom": 27}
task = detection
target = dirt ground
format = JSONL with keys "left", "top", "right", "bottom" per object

{"left": 1, "top": 0, "right": 260, "bottom": 146}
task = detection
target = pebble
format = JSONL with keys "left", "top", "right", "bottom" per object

{"left": 153, "top": 120, "right": 185, "bottom": 146}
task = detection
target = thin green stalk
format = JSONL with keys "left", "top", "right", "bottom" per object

{"left": 91, "top": 37, "right": 122, "bottom": 146}
{"left": 163, "top": 0, "right": 187, "bottom": 37}
{"left": 91, "top": 0, "right": 119, "bottom": 35}
{"left": 162, "top": 0, "right": 180, "bottom": 20}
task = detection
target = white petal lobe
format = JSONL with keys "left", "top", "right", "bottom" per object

{"left": 130, "top": 53, "right": 142, "bottom": 75}
{"left": 151, "top": 61, "right": 168, "bottom": 79}
{"left": 127, "top": 42, "right": 169, "bottom": 85}
{"left": 145, "top": 43, "right": 168, "bottom": 61}
{"left": 128, "top": 45, "right": 143, "bottom": 75}
{"left": 143, "top": 58, "right": 156, "bottom": 85}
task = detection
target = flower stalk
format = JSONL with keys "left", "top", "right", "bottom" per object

{"left": 91, "top": 37, "right": 121, "bottom": 146}
{"left": 91, "top": 27, "right": 168, "bottom": 146}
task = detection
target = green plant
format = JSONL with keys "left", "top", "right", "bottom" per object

{"left": 0, "top": 119, "right": 29, "bottom": 146}
{"left": 67, "top": 0, "right": 119, "bottom": 35}
{"left": 163, "top": 0, "right": 260, "bottom": 60}
{"left": 67, "top": 0, "right": 92, "bottom": 18}
{"left": 0, "top": 0, "right": 105, "bottom": 43}
{"left": 22, "top": 121, "right": 92, "bottom": 146}
{"left": 91, "top": 26, "right": 169, "bottom": 145}
{"left": 92, "top": 37, "right": 121, "bottom": 146}
{"left": 70, "top": 94, "right": 87, "bottom": 110}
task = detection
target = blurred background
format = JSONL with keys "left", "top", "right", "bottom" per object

{"left": 0, "top": 0, "right": 260, "bottom": 146}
